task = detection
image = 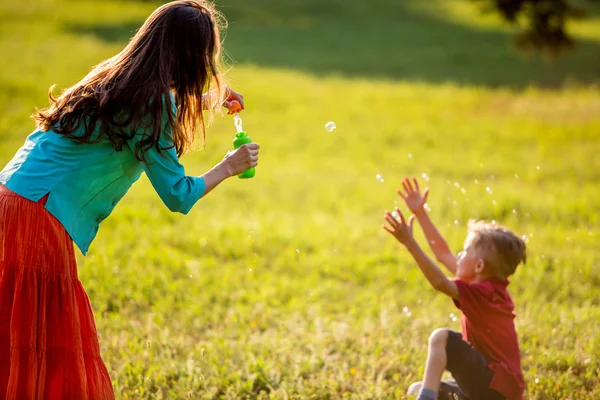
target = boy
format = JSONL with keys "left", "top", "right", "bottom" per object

{"left": 382, "top": 177, "right": 526, "bottom": 400}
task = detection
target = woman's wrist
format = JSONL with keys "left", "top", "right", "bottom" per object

{"left": 214, "top": 160, "right": 233, "bottom": 180}
{"left": 201, "top": 161, "right": 232, "bottom": 196}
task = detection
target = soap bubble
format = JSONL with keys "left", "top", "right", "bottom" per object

{"left": 376, "top": 174, "right": 384, "bottom": 183}
{"left": 325, "top": 121, "right": 337, "bottom": 132}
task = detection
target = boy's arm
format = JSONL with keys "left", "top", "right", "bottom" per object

{"left": 383, "top": 209, "right": 459, "bottom": 299}
{"left": 404, "top": 238, "right": 459, "bottom": 299}
{"left": 398, "top": 177, "right": 458, "bottom": 274}
{"left": 413, "top": 209, "right": 458, "bottom": 274}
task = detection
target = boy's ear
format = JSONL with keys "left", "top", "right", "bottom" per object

{"left": 475, "top": 258, "right": 486, "bottom": 273}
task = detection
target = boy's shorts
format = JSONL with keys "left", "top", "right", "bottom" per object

{"left": 443, "top": 330, "right": 507, "bottom": 400}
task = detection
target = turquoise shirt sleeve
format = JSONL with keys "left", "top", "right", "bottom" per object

{"left": 126, "top": 119, "right": 206, "bottom": 215}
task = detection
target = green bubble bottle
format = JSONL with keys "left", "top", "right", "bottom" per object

{"left": 232, "top": 113, "right": 255, "bottom": 179}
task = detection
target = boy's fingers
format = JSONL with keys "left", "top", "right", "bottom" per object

{"left": 406, "top": 178, "right": 415, "bottom": 192}
{"left": 413, "top": 177, "right": 420, "bottom": 192}
{"left": 423, "top": 188, "right": 429, "bottom": 202}
{"left": 384, "top": 213, "right": 398, "bottom": 228}
{"left": 396, "top": 189, "right": 407, "bottom": 200}
{"left": 408, "top": 215, "right": 415, "bottom": 228}
{"left": 401, "top": 177, "right": 409, "bottom": 190}
{"left": 395, "top": 207, "right": 407, "bottom": 225}
{"left": 382, "top": 224, "right": 395, "bottom": 235}
{"left": 385, "top": 212, "right": 401, "bottom": 228}
{"left": 402, "top": 180, "right": 411, "bottom": 194}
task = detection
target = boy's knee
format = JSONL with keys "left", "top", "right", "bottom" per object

{"left": 428, "top": 328, "right": 449, "bottom": 348}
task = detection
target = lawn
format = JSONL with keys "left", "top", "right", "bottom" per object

{"left": 0, "top": 0, "right": 599, "bottom": 398}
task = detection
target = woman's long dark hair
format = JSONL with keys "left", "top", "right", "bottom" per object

{"left": 33, "top": 0, "right": 226, "bottom": 162}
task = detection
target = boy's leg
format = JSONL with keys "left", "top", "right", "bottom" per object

{"left": 445, "top": 331, "right": 506, "bottom": 400}
{"left": 416, "top": 328, "right": 450, "bottom": 400}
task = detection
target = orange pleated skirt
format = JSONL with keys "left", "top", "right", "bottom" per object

{"left": 0, "top": 185, "right": 114, "bottom": 399}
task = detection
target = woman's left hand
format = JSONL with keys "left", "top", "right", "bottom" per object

{"left": 223, "top": 86, "right": 245, "bottom": 114}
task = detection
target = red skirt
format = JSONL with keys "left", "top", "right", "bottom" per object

{"left": 0, "top": 186, "right": 114, "bottom": 399}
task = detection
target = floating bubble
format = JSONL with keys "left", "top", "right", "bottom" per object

{"left": 376, "top": 174, "right": 384, "bottom": 183}
{"left": 492, "top": 200, "right": 497, "bottom": 205}
{"left": 536, "top": 166, "right": 540, "bottom": 170}
{"left": 391, "top": 210, "right": 401, "bottom": 221}
{"left": 296, "top": 249, "right": 300, "bottom": 253}
{"left": 422, "top": 173, "right": 430, "bottom": 181}
{"left": 512, "top": 209, "right": 517, "bottom": 214}
{"left": 461, "top": 188, "right": 467, "bottom": 194}
{"left": 403, "top": 306, "right": 409, "bottom": 313}
{"left": 474, "top": 179, "right": 479, "bottom": 184}
{"left": 424, "top": 203, "right": 432, "bottom": 213}
{"left": 408, "top": 153, "right": 413, "bottom": 159}
{"left": 249, "top": 268, "right": 253, "bottom": 272}
{"left": 325, "top": 121, "right": 337, "bottom": 132}
{"left": 454, "top": 220, "right": 459, "bottom": 225}
{"left": 450, "top": 313, "right": 458, "bottom": 322}
{"left": 454, "top": 182, "right": 460, "bottom": 189}
{"left": 514, "top": 174, "right": 519, "bottom": 179}
{"left": 486, "top": 187, "right": 493, "bottom": 194}
{"left": 189, "top": 274, "right": 193, "bottom": 278}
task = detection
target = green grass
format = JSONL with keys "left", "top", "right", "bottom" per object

{"left": 1, "top": 0, "right": 599, "bottom": 398}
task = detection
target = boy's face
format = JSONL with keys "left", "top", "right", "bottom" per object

{"left": 456, "top": 232, "right": 484, "bottom": 281}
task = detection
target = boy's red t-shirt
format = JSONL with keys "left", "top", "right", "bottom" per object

{"left": 452, "top": 278, "right": 526, "bottom": 400}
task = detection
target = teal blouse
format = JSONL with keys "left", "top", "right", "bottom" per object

{"left": 0, "top": 104, "right": 206, "bottom": 255}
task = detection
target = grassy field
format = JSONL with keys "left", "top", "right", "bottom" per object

{"left": 1, "top": 0, "right": 600, "bottom": 398}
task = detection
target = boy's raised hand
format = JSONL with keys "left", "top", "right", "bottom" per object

{"left": 383, "top": 208, "right": 416, "bottom": 246}
{"left": 398, "top": 177, "right": 429, "bottom": 214}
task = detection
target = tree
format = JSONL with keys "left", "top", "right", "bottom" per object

{"left": 474, "top": 0, "right": 595, "bottom": 55}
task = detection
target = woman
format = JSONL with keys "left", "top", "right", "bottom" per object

{"left": 0, "top": 1, "right": 258, "bottom": 398}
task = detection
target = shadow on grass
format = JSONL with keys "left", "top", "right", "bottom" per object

{"left": 65, "top": 0, "right": 600, "bottom": 88}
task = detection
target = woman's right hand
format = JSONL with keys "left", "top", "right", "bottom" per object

{"left": 222, "top": 143, "right": 260, "bottom": 177}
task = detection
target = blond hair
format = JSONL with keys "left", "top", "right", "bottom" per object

{"left": 467, "top": 220, "right": 527, "bottom": 279}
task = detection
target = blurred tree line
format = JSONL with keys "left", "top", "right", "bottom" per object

{"left": 136, "top": 0, "right": 598, "bottom": 56}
